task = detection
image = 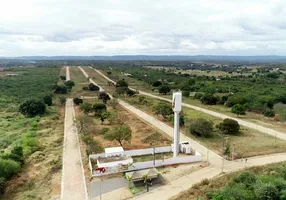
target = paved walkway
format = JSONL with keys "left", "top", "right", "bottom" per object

{"left": 61, "top": 99, "right": 88, "bottom": 200}
{"left": 66, "top": 66, "right": 70, "bottom": 81}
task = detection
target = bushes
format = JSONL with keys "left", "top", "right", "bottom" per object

{"left": 158, "top": 85, "right": 171, "bottom": 95}
{"left": 255, "top": 183, "right": 280, "bottom": 200}
{"left": 152, "top": 81, "right": 162, "bottom": 87}
{"left": 88, "top": 83, "right": 100, "bottom": 91}
{"left": 233, "top": 172, "right": 257, "bottom": 188}
{"left": 19, "top": 100, "right": 46, "bottom": 116}
{"left": 116, "top": 79, "right": 128, "bottom": 88}
{"left": 200, "top": 93, "right": 218, "bottom": 105}
{"left": 189, "top": 118, "right": 213, "bottom": 137}
{"left": 0, "top": 159, "right": 21, "bottom": 178}
{"left": 273, "top": 103, "right": 286, "bottom": 121}
{"left": 182, "top": 91, "right": 190, "bottom": 97}
{"left": 73, "top": 98, "right": 83, "bottom": 105}
{"left": 54, "top": 85, "right": 67, "bottom": 94}
{"left": 81, "top": 135, "right": 103, "bottom": 154}
{"left": 64, "top": 80, "right": 75, "bottom": 88}
{"left": 217, "top": 118, "right": 240, "bottom": 135}
{"left": 98, "top": 92, "right": 111, "bottom": 104}
{"left": 43, "top": 95, "right": 52, "bottom": 106}
{"left": 231, "top": 104, "right": 246, "bottom": 117}
{"left": 154, "top": 103, "right": 173, "bottom": 119}
{"left": 264, "top": 108, "right": 275, "bottom": 118}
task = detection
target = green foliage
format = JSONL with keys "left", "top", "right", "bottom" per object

{"left": 200, "top": 93, "right": 218, "bottom": 105}
{"left": 54, "top": 85, "right": 67, "bottom": 94}
{"left": 231, "top": 104, "right": 246, "bottom": 116}
{"left": 43, "top": 95, "right": 52, "bottom": 106}
{"left": 152, "top": 80, "right": 162, "bottom": 87}
{"left": 59, "top": 96, "right": 66, "bottom": 106}
{"left": 108, "top": 99, "right": 118, "bottom": 109}
{"left": 154, "top": 103, "right": 173, "bottom": 119}
{"left": 264, "top": 108, "right": 275, "bottom": 118}
{"left": 93, "top": 103, "right": 107, "bottom": 113}
{"left": 88, "top": 83, "right": 100, "bottom": 91}
{"left": 59, "top": 75, "right": 66, "bottom": 80}
{"left": 273, "top": 103, "right": 286, "bottom": 121}
{"left": 217, "top": 118, "right": 240, "bottom": 135}
{"left": 255, "top": 183, "right": 280, "bottom": 200}
{"left": 115, "top": 87, "right": 129, "bottom": 95}
{"left": 126, "top": 89, "right": 136, "bottom": 96}
{"left": 189, "top": 118, "right": 213, "bottom": 137}
{"left": 19, "top": 100, "right": 46, "bottom": 116}
{"left": 79, "top": 103, "right": 93, "bottom": 114}
{"left": 194, "top": 92, "right": 204, "bottom": 100}
{"left": 73, "top": 97, "right": 83, "bottom": 105}
{"left": 98, "top": 92, "right": 111, "bottom": 104}
{"left": 0, "top": 158, "right": 21, "bottom": 178}
{"left": 182, "top": 91, "right": 190, "bottom": 97}
{"left": 95, "top": 111, "right": 111, "bottom": 124}
{"left": 0, "top": 177, "right": 5, "bottom": 195}
{"left": 105, "top": 125, "right": 132, "bottom": 147}
{"left": 158, "top": 85, "right": 171, "bottom": 95}
{"left": 233, "top": 172, "right": 257, "bottom": 188}
{"left": 81, "top": 135, "right": 103, "bottom": 155}
{"left": 99, "top": 128, "right": 110, "bottom": 135}
{"left": 116, "top": 79, "right": 128, "bottom": 88}
{"left": 64, "top": 80, "right": 75, "bottom": 88}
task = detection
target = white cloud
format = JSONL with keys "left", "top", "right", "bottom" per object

{"left": 0, "top": 0, "right": 286, "bottom": 56}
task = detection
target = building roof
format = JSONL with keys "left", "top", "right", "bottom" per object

{"left": 105, "top": 147, "right": 124, "bottom": 154}
{"left": 126, "top": 168, "right": 159, "bottom": 182}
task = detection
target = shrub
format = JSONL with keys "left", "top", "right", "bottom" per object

{"left": 0, "top": 158, "right": 21, "bottom": 178}
{"left": 105, "top": 125, "right": 132, "bottom": 147}
{"left": 200, "top": 93, "right": 218, "bottom": 105}
{"left": 217, "top": 118, "right": 240, "bottom": 135}
{"left": 189, "top": 118, "right": 213, "bottom": 137}
{"left": 99, "top": 128, "right": 110, "bottom": 135}
{"left": 82, "top": 86, "right": 89, "bottom": 91}
{"left": 255, "top": 183, "right": 279, "bottom": 200}
{"left": 73, "top": 98, "right": 83, "bottom": 105}
{"left": 98, "top": 92, "right": 111, "bottom": 104}
{"left": 231, "top": 104, "right": 246, "bottom": 117}
{"left": 88, "top": 83, "right": 100, "bottom": 91}
{"left": 194, "top": 92, "right": 204, "bottom": 100}
{"left": 152, "top": 81, "right": 162, "bottom": 87}
{"left": 93, "top": 103, "right": 107, "bottom": 112}
{"left": 43, "top": 95, "right": 52, "bottom": 106}
{"left": 233, "top": 172, "right": 257, "bottom": 188}
{"left": 158, "top": 85, "right": 171, "bottom": 95}
{"left": 0, "top": 177, "right": 5, "bottom": 195}
{"left": 273, "top": 103, "right": 286, "bottom": 121}
{"left": 264, "top": 108, "right": 275, "bottom": 118}
{"left": 54, "top": 85, "right": 67, "bottom": 94}
{"left": 182, "top": 91, "right": 190, "bottom": 97}
{"left": 59, "top": 75, "right": 66, "bottom": 80}
{"left": 154, "top": 103, "right": 173, "bottom": 119}
{"left": 126, "top": 89, "right": 136, "bottom": 96}
{"left": 59, "top": 96, "right": 66, "bottom": 105}
{"left": 19, "top": 100, "right": 46, "bottom": 116}
{"left": 79, "top": 103, "right": 93, "bottom": 114}
{"left": 116, "top": 79, "right": 128, "bottom": 88}
{"left": 64, "top": 80, "right": 75, "bottom": 88}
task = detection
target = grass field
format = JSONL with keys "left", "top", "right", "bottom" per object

{"left": 123, "top": 95, "right": 286, "bottom": 158}
{"left": 0, "top": 66, "right": 64, "bottom": 199}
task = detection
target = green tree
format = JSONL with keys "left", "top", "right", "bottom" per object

{"left": 158, "top": 85, "right": 171, "bottom": 95}
{"left": 109, "top": 99, "right": 119, "bottom": 109}
{"left": 255, "top": 183, "right": 279, "bottom": 200}
{"left": 64, "top": 80, "right": 75, "bottom": 88}
{"left": 43, "top": 95, "right": 52, "bottom": 106}
{"left": 233, "top": 172, "right": 257, "bottom": 188}
{"left": 95, "top": 111, "right": 111, "bottom": 124}
{"left": 19, "top": 100, "right": 46, "bottom": 116}
{"left": 105, "top": 125, "right": 132, "bottom": 147}
{"left": 189, "top": 118, "right": 213, "bottom": 137}
{"left": 0, "top": 158, "right": 21, "bottom": 178}
{"left": 88, "top": 83, "right": 100, "bottom": 91}
{"left": 200, "top": 93, "right": 218, "bottom": 105}
{"left": 182, "top": 91, "right": 190, "bottom": 97}
{"left": 116, "top": 79, "right": 128, "bottom": 88}
{"left": 54, "top": 85, "right": 67, "bottom": 94}
{"left": 80, "top": 103, "right": 93, "bottom": 115}
{"left": 154, "top": 103, "right": 173, "bottom": 119}
{"left": 98, "top": 92, "right": 111, "bottom": 104}
{"left": 73, "top": 97, "right": 83, "bottom": 105}
{"left": 231, "top": 104, "right": 246, "bottom": 117}
{"left": 217, "top": 118, "right": 240, "bottom": 135}
{"left": 273, "top": 103, "right": 286, "bottom": 121}
{"left": 126, "top": 89, "right": 136, "bottom": 96}
{"left": 93, "top": 103, "right": 107, "bottom": 113}
{"left": 59, "top": 96, "right": 66, "bottom": 106}
{"left": 152, "top": 81, "right": 162, "bottom": 87}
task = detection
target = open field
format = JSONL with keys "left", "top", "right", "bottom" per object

{"left": 123, "top": 95, "right": 286, "bottom": 158}
{"left": 0, "top": 67, "right": 64, "bottom": 199}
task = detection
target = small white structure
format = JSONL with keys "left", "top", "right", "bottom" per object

{"left": 97, "top": 155, "right": 133, "bottom": 168}
{"left": 105, "top": 147, "right": 124, "bottom": 157}
{"left": 172, "top": 92, "right": 182, "bottom": 157}
{"left": 180, "top": 141, "right": 192, "bottom": 155}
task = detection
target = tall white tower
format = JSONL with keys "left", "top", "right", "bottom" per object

{"left": 172, "top": 92, "right": 182, "bottom": 157}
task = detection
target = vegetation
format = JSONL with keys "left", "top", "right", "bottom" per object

{"left": 189, "top": 118, "right": 213, "bottom": 137}
{"left": 154, "top": 102, "right": 173, "bottom": 119}
{"left": 54, "top": 85, "right": 68, "bottom": 94}
{"left": 105, "top": 125, "right": 132, "bottom": 147}
{"left": 43, "top": 95, "right": 52, "bottom": 106}
{"left": 19, "top": 100, "right": 46, "bottom": 116}
{"left": 158, "top": 85, "right": 171, "bottom": 95}
{"left": 231, "top": 104, "right": 246, "bottom": 117}
{"left": 217, "top": 118, "right": 240, "bottom": 135}
{"left": 88, "top": 83, "right": 100, "bottom": 91}
{"left": 98, "top": 92, "right": 111, "bottom": 104}
{"left": 73, "top": 97, "right": 83, "bottom": 105}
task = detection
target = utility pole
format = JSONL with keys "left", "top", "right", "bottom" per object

{"left": 207, "top": 145, "right": 209, "bottom": 164}
{"left": 232, "top": 144, "right": 235, "bottom": 161}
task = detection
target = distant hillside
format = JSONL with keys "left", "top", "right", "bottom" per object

{"left": 1, "top": 55, "right": 286, "bottom": 63}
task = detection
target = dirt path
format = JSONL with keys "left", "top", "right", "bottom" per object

{"left": 61, "top": 98, "right": 88, "bottom": 200}
{"left": 66, "top": 66, "right": 70, "bottom": 81}
{"left": 78, "top": 66, "right": 104, "bottom": 92}
{"left": 92, "top": 68, "right": 286, "bottom": 141}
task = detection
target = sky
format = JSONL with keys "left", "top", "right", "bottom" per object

{"left": 0, "top": 0, "right": 286, "bottom": 56}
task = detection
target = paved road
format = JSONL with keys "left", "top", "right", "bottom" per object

{"left": 78, "top": 66, "right": 104, "bottom": 92}
{"left": 66, "top": 66, "right": 70, "bottom": 81}
{"left": 61, "top": 99, "right": 88, "bottom": 200}
{"left": 92, "top": 68, "right": 286, "bottom": 140}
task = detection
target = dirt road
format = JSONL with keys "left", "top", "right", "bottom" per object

{"left": 61, "top": 99, "right": 88, "bottom": 200}
{"left": 78, "top": 66, "right": 104, "bottom": 92}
